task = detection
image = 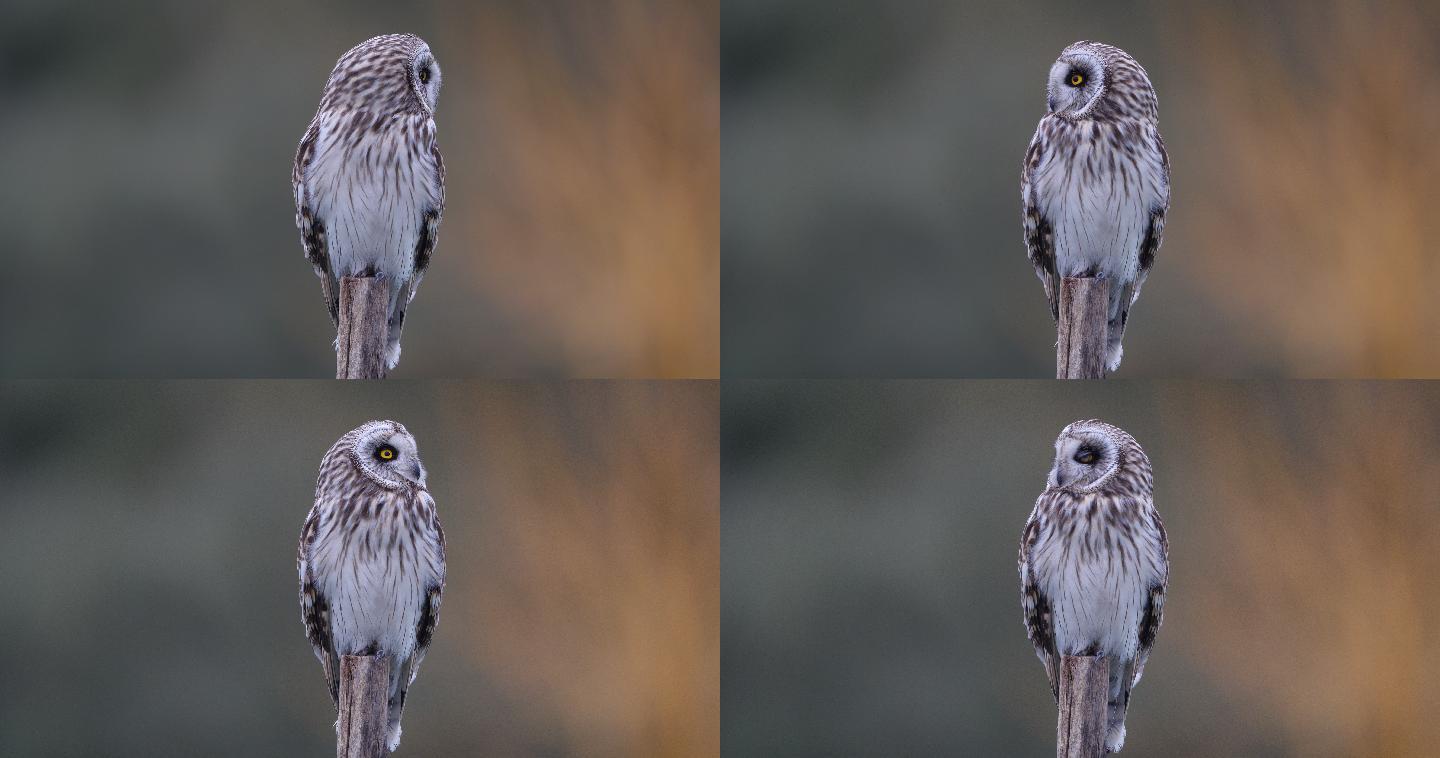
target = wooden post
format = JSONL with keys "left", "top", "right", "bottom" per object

{"left": 1056, "top": 277, "right": 1108, "bottom": 379}
{"left": 337, "top": 277, "right": 390, "bottom": 380}
{"left": 1056, "top": 655, "right": 1108, "bottom": 758}
{"left": 337, "top": 654, "right": 389, "bottom": 758}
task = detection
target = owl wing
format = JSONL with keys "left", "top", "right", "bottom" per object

{"left": 1021, "top": 125, "right": 1060, "bottom": 320}
{"left": 399, "top": 135, "right": 445, "bottom": 311}
{"left": 297, "top": 503, "right": 341, "bottom": 704}
{"left": 1019, "top": 505, "right": 1060, "bottom": 700}
{"left": 386, "top": 132, "right": 444, "bottom": 361}
{"left": 388, "top": 494, "right": 445, "bottom": 732}
{"left": 412, "top": 493, "right": 445, "bottom": 677}
{"left": 1114, "top": 128, "right": 1169, "bottom": 323}
{"left": 293, "top": 118, "right": 339, "bottom": 325}
{"left": 1125, "top": 508, "right": 1168, "bottom": 690}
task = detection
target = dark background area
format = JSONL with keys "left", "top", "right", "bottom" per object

{"left": 0, "top": 0, "right": 718, "bottom": 378}
{"left": 723, "top": 381, "right": 1440, "bottom": 756}
{"left": 0, "top": 380, "right": 718, "bottom": 756}
{"left": 722, "top": 0, "right": 1440, "bottom": 377}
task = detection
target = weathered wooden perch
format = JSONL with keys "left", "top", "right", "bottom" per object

{"left": 338, "top": 654, "right": 389, "bottom": 758}
{"left": 1056, "top": 277, "right": 1109, "bottom": 379}
{"left": 337, "top": 276, "right": 390, "bottom": 380}
{"left": 1056, "top": 655, "right": 1108, "bottom": 758}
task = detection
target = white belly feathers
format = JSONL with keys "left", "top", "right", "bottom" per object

{"left": 1033, "top": 135, "right": 1153, "bottom": 284}
{"left": 1028, "top": 497, "right": 1163, "bottom": 660}
{"left": 307, "top": 507, "right": 436, "bottom": 660}
{"left": 305, "top": 111, "right": 438, "bottom": 284}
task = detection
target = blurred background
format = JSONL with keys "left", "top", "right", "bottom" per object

{"left": 722, "top": 0, "right": 1440, "bottom": 377}
{"left": 0, "top": 380, "right": 718, "bottom": 756}
{"left": 724, "top": 381, "right": 1440, "bottom": 756}
{"left": 0, "top": 0, "right": 718, "bottom": 378}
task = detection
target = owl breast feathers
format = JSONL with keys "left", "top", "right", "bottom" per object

{"left": 1022, "top": 41, "right": 1170, "bottom": 374}
{"left": 299, "top": 420, "right": 445, "bottom": 752}
{"left": 1019, "top": 420, "right": 1168, "bottom": 753}
{"left": 293, "top": 33, "right": 447, "bottom": 371}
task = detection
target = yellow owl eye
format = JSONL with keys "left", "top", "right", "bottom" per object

{"left": 1074, "top": 450, "right": 1098, "bottom": 465}
{"left": 376, "top": 445, "right": 397, "bottom": 461}
{"left": 1069, "top": 73, "right": 1085, "bottom": 87}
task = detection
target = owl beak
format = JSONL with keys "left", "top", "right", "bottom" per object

{"left": 1047, "top": 92, "right": 1058, "bottom": 112}
{"left": 412, "top": 462, "right": 426, "bottom": 485}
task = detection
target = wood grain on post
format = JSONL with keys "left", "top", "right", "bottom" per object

{"left": 337, "top": 276, "right": 390, "bottom": 380}
{"left": 1056, "top": 655, "right": 1108, "bottom": 758}
{"left": 1056, "top": 277, "right": 1109, "bottom": 379}
{"left": 337, "top": 654, "right": 389, "bottom": 758}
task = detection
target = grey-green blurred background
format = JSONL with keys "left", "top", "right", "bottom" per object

{"left": 722, "top": 0, "right": 1440, "bottom": 377}
{"left": 723, "top": 381, "right": 1440, "bottom": 756}
{"left": 0, "top": 380, "right": 718, "bottom": 756}
{"left": 0, "top": 0, "right": 718, "bottom": 378}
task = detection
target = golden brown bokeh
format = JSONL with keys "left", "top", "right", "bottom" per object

{"left": 0, "top": 381, "right": 719, "bottom": 756}
{"left": 0, "top": 0, "right": 718, "bottom": 378}
{"left": 1177, "top": 0, "right": 1440, "bottom": 376}
{"left": 1183, "top": 386, "right": 1440, "bottom": 756}
{"left": 442, "top": 382, "right": 719, "bottom": 755}
{"left": 454, "top": 0, "right": 719, "bottom": 377}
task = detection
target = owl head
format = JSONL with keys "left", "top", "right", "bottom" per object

{"left": 321, "top": 33, "right": 442, "bottom": 115}
{"left": 1046, "top": 419, "right": 1142, "bottom": 491}
{"left": 1045, "top": 41, "right": 1158, "bottom": 122}
{"left": 344, "top": 419, "right": 427, "bottom": 489}
{"left": 405, "top": 37, "right": 443, "bottom": 114}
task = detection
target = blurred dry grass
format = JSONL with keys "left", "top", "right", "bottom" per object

{"left": 1180, "top": 0, "right": 1440, "bottom": 376}
{"left": 1186, "top": 387, "right": 1440, "bottom": 756}
{"left": 443, "top": 382, "right": 719, "bottom": 756}
{"left": 456, "top": 0, "right": 719, "bottom": 377}
{"left": 0, "top": 0, "right": 717, "bottom": 378}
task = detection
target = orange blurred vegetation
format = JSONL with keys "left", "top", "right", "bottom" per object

{"left": 453, "top": 0, "right": 719, "bottom": 377}
{"left": 442, "top": 383, "right": 719, "bottom": 756}
{"left": 1184, "top": 387, "right": 1440, "bottom": 756}
{"left": 1175, "top": 0, "right": 1440, "bottom": 376}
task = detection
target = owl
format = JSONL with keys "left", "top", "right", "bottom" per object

{"left": 293, "top": 34, "right": 447, "bottom": 371}
{"left": 298, "top": 420, "right": 446, "bottom": 752}
{"left": 1021, "top": 41, "right": 1170, "bottom": 374}
{"left": 1018, "top": 420, "right": 1168, "bottom": 753}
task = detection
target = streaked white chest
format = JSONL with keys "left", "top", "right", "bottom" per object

{"left": 303, "top": 111, "right": 440, "bottom": 279}
{"left": 308, "top": 497, "right": 443, "bottom": 658}
{"left": 1032, "top": 121, "right": 1165, "bottom": 280}
{"left": 1029, "top": 497, "right": 1165, "bottom": 659}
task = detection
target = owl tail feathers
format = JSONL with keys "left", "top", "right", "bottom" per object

{"left": 1106, "top": 284, "right": 1137, "bottom": 374}
{"left": 1102, "top": 654, "right": 1136, "bottom": 754}
{"left": 1105, "top": 719, "right": 1127, "bottom": 754}
{"left": 385, "top": 671, "right": 413, "bottom": 752}
{"left": 1105, "top": 306, "right": 1128, "bottom": 373}
{"left": 383, "top": 305, "right": 407, "bottom": 371}
{"left": 1104, "top": 691, "right": 1130, "bottom": 753}
{"left": 384, "top": 339, "right": 402, "bottom": 372}
{"left": 1105, "top": 666, "right": 1133, "bottom": 753}
{"left": 386, "top": 721, "right": 403, "bottom": 753}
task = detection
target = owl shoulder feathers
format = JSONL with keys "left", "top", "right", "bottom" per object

{"left": 293, "top": 120, "right": 338, "bottom": 325}
{"left": 1018, "top": 493, "right": 1061, "bottom": 699}
{"left": 1128, "top": 507, "right": 1168, "bottom": 688}
{"left": 1021, "top": 124, "right": 1060, "bottom": 319}
{"left": 297, "top": 501, "right": 340, "bottom": 702}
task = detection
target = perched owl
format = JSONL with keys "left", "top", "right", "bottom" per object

{"left": 1018, "top": 420, "right": 1168, "bottom": 754}
{"left": 1021, "top": 41, "right": 1170, "bottom": 374}
{"left": 293, "top": 34, "right": 447, "bottom": 371}
{"left": 298, "top": 420, "right": 446, "bottom": 752}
